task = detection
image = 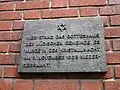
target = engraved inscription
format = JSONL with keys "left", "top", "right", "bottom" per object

{"left": 18, "top": 17, "right": 107, "bottom": 72}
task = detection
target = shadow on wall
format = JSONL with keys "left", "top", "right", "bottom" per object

{"left": 18, "top": 72, "right": 107, "bottom": 79}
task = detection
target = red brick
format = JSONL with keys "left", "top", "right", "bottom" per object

{"left": 52, "top": 0, "right": 68, "bottom": 8}
{"left": 80, "top": 0, "right": 106, "bottom": 6}
{"left": 0, "top": 21, "right": 12, "bottom": 30}
{"left": 42, "top": 9, "right": 78, "bottom": 18}
{"left": 109, "top": 0, "right": 120, "bottom": 5}
{"left": 106, "top": 52, "right": 120, "bottom": 64}
{"left": 24, "top": 10, "right": 41, "bottom": 19}
{"left": 0, "top": 31, "right": 21, "bottom": 41}
{"left": 100, "top": 5, "right": 120, "bottom": 15}
{"left": 113, "top": 40, "right": 120, "bottom": 50}
{"left": 104, "top": 66, "right": 113, "bottom": 79}
{"left": 70, "top": 0, "right": 80, "bottom": 6}
{"left": 115, "top": 66, "right": 120, "bottom": 78}
{"left": 9, "top": 42, "right": 20, "bottom": 52}
{"left": 14, "top": 79, "right": 33, "bottom": 90}
{"left": 104, "top": 81, "right": 120, "bottom": 90}
{"left": 80, "top": 7, "right": 98, "bottom": 16}
{"left": 70, "top": 0, "right": 106, "bottom": 6}
{"left": 34, "top": 80, "right": 78, "bottom": 90}
{"left": 81, "top": 80, "right": 103, "bottom": 90}
{"left": 4, "top": 66, "right": 18, "bottom": 77}
{"left": 0, "top": 43, "right": 9, "bottom": 52}
{"left": 14, "top": 54, "right": 20, "bottom": 65}
{"left": 104, "top": 27, "right": 120, "bottom": 38}
{"left": 105, "top": 40, "right": 111, "bottom": 51}
{"left": 0, "top": 2, "right": 14, "bottom": 11}
{"left": 13, "top": 21, "right": 24, "bottom": 30}
{"left": 0, "top": 67, "right": 3, "bottom": 77}
{"left": 0, "top": 79, "right": 12, "bottom": 90}
{"left": 102, "top": 16, "right": 109, "bottom": 26}
{"left": 110, "top": 15, "right": 120, "bottom": 25}
{"left": 0, "top": 54, "right": 16, "bottom": 64}
{"left": 0, "top": 11, "right": 22, "bottom": 20}
{"left": 16, "top": 0, "right": 50, "bottom": 10}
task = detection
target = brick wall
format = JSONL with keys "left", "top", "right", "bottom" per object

{"left": 0, "top": 0, "right": 120, "bottom": 90}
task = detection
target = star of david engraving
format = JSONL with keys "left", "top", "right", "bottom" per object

{"left": 57, "top": 23, "right": 67, "bottom": 32}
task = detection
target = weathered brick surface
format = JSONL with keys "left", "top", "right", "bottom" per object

{"left": 100, "top": 5, "right": 120, "bottom": 15}
{"left": 0, "top": 67, "right": 3, "bottom": 77}
{"left": 0, "top": 21, "right": 12, "bottom": 30}
{"left": 13, "top": 21, "right": 24, "bottom": 30}
{"left": 0, "top": 0, "right": 119, "bottom": 89}
{"left": 102, "top": 16, "right": 109, "bottom": 26}
{"left": 80, "top": 7, "right": 98, "bottom": 16}
{"left": 104, "top": 66, "right": 113, "bottom": 79}
{"left": 0, "top": 31, "right": 21, "bottom": 41}
{"left": 113, "top": 40, "right": 120, "bottom": 50}
{"left": 81, "top": 80, "right": 103, "bottom": 90}
{"left": 14, "top": 79, "right": 33, "bottom": 90}
{"left": 115, "top": 66, "right": 120, "bottom": 78}
{"left": 0, "top": 54, "right": 16, "bottom": 64}
{"left": 9, "top": 42, "right": 20, "bottom": 52}
{"left": 106, "top": 52, "right": 120, "bottom": 64}
{"left": 0, "top": 2, "right": 14, "bottom": 11}
{"left": 24, "top": 10, "right": 41, "bottom": 19}
{"left": 41, "top": 9, "right": 78, "bottom": 18}
{"left": 0, "top": 43, "right": 9, "bottom": 52}
{"left": 52, "top": 0, "right": 68, "bottom": 8}
{"left": 70, "top": 0, "right": 106, "bottom": 6}
{"left": 105, "top": 40, "right": 111, "bottom": 51}
{"left": 0, "top": 11, "right": 22, "bottom": 20}
{"left": 104, "top": 81, "right": 120, "bottom": 90}
{"left": 0, "top": 79, "right": 12, "bottom": 90}
{"left": 110, "top": 15, "right": 120, "bottom": 25}
{"left": 104, "top": 27, "right": 120, "bottom": 38}
{"left": 4, "top": 66, "right": 18, "bottom": 77}
{"left": 34, "top": 80, "right": 78, "bottom": 90}
{"left": 16, "top": 0, "right": 50, "bottom": 10}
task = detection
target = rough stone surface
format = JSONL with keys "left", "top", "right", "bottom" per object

{"left": 18, "top": 17, "right": 107, "bottom": 73}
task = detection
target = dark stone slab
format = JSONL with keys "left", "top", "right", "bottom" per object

{"left": 18, "top": 17, "right": 107, "bottom": 73}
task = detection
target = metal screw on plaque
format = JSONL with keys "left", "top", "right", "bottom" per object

{"left": 57, "top": 23, "right": 67, "bottom": 32}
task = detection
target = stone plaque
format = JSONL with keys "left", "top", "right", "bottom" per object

{"left": 18, "top": 17, "right": 107, "bottom": 73}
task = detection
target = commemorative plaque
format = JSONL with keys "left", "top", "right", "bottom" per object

{"left": 18, "top": 17, "right": 107, "bottom": 73}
